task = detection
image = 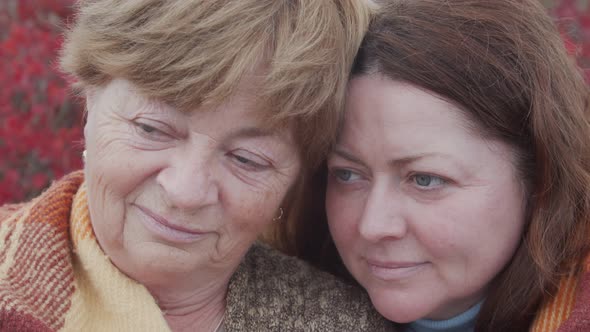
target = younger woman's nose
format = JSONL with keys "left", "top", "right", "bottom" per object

{"left": 358, "top": 184, "right": 408, "bottom": 242}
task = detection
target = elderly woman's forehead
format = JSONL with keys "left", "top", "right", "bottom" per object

{"left": 100, "top": 73, "right": 250, "bottom": 100}
{"left": 96, "top": 78, "right": 283, "bottom": 131}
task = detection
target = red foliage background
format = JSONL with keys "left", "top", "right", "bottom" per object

{"left": 1, "top": 0, "right": 589, "bottom": 204}
{"left": 1, "top": 0, "right": 83, "bottom": 204}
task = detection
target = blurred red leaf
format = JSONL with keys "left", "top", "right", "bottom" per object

{"left": 31, "top": 173, "right": 49, "bottom": 190}
{"left": 0, "top": 0, "right": 588, "bottom": 204}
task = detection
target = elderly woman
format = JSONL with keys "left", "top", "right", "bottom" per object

{"left": 0, "top": 0, "right": 392, "bottom": 331}
{"left": 286, "top": 0, "right": 590, "bottom": 331}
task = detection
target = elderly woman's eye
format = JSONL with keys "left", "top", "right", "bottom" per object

{"left": 229, "top": 151, "right": 270, "bottom": 171}
{"left": 139, "top": 123, "right": 157, "bottom": 133}
{"left": 132, "top": 121, "right": 174, "bottom": 142}
{"left": 133, "top": 121, "right": 160, "bottom": 135}
{"left": 234, "top": 154, "right": 252, "bottom": 164}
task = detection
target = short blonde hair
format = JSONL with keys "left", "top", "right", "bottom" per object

{"left": 60, "top": 0, "right": 371, "bottom": 170}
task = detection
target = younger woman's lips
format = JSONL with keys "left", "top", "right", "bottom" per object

{"left": 134, "top": 204, "right": 207, "bottom": 243}
{"left": 365, "top": 259, "right": 429, "bottom": 281}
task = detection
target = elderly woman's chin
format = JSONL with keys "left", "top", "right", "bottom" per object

{"left": 98, "top": 211, "right": 250, "bottom": 288}
{"left": 93, "top": 212, "right": 220, "bottom": 281}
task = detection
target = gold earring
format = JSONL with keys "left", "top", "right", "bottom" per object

{"left": 273, "top": 207, "right": 284, "bottom": 222}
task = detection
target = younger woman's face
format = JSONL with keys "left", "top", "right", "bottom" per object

{"left": 326, "top": 75, "right": 526, "bottom": 322}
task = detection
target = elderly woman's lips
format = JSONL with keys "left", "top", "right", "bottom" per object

{"left": 133, "top": 204, "right": 207, "bottom": 243}
{"left": 365, "top": 259, "right": 429, "bottom": 281}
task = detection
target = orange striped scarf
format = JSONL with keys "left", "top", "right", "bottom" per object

{"left": 0, "top": 172, "right": 83, "bottom": 331}
{"left": 0, "top": 171, "right": 170, "bottom": 331}
{"left": 531, "top": 256, "right": 590, "bottom": 331}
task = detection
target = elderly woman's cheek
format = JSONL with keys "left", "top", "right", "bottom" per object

{"left": 85, "top": 141, "right": 161, "bottom": 251}
{"left": 85, "top": 168, "right": 126, "bottom": 253}
{"left": 231, "top": 170, "right": 298, "bottom": 232}
{"left": 236, "top": 181, "right": 289, "bottom": 227}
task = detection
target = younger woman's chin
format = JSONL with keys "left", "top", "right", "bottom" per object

{"left": 368, "top": 292, "right": 430, "bottom": 324}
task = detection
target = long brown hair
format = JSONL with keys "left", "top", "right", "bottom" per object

{"left": 353, "top": 0, "right": 590, "bottom": 330}
{"left": 291, "top": 0, "right": 590, "bottom": 330}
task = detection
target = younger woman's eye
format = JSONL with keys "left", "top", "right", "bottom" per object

{"left": 411, "top": 174, "right": 446, "bottom": 188}
{"left": 332, "top": 169, "right": 362, "bottom": 183}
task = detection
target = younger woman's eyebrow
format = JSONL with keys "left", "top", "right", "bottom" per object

{"left": 332, "top": 149, "right": 460, "bottom": 171}
{"left": 332, "top": 148, "right": 366, "bottom": 166}
{"left": 388, "top": 152, "right": 459, "bottom": 167}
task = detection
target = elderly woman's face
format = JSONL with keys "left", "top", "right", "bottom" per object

{"left": 326, "top": 76, "right": 526, "bottom": 322}
{"left": 84, "top": 79, "right": 300, "bottom": 284}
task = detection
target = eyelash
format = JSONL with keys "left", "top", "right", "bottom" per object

{"left": 408, "top": 173, "right": 447, "bottom": 190}
{"left": 133, "top": 120, "right": 275, "bottom": 172}
{"left": 228, "top": 150, "right": 272, "bottom": 172}
{"left": 139, "top": 123, "right": 155, "bottom": 133}
{"left": 329, "top": 168, "right": 448, "bottom": 192}
{"left": 330, "top": 168, "right": 364, "bottom": 183}
{"left": 134, "top": 121, "right": 173, "bottom": 142}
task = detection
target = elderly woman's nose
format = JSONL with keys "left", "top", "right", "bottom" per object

{"left": 156, "top": 153, "right": 219, "bottom": 210}
{"left": 358, "top": 185, "right": 408, "bottom": 242}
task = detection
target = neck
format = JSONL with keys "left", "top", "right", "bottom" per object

{"left": 408, "top": 300, "right": 483, "bottom": 332}
{"left": 148, "top": 275, "right": 229, "bottom": 332}
{"left": 164, "top": 300, "right": 225, "bottom": 332}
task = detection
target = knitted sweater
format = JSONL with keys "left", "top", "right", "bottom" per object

{"left": 0, "top": 171, "right": 392, "bottom": 332}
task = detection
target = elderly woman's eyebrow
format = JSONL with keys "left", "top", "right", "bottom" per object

{"left": 226, "top": 127, "right": 276, "bottom": 140}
